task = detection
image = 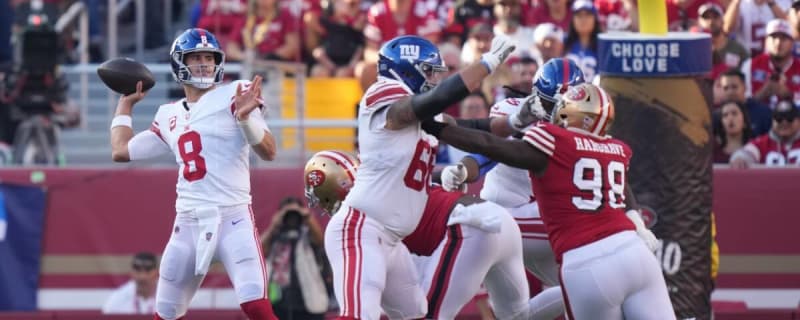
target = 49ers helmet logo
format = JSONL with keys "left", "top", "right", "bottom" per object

{"left": 306, "top": 170, "right": 326, "bottom": 187}
{"left": 566, "top": 86, "right": 588, "bottom": 101}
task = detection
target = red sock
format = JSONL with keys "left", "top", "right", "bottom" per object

{"left": 240, "top": 298, "right": 278, "bottom": 320}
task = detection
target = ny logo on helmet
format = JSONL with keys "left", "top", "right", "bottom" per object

{"left": 399, "top": 45, "right": 420, "bottom": 61}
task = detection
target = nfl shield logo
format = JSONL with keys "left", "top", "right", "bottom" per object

{"left": 205, "top": 232, "right": 212, "bottom": 241}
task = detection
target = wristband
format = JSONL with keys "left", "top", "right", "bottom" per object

{"left": 110, "top": 115, "right": 132, "bottom": 130}
{"left": 238, "top": 116, "right": 266, "bottom": 145}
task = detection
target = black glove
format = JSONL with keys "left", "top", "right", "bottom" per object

{"left": 420, "top": 119, "right": 448, "bottom": 137}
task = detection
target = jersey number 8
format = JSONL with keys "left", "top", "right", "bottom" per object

{"left": 178, "top": 131, "right": 207, "bottom": 181}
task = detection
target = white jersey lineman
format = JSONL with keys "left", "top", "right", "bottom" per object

{"left": 128, "top": 80, "right": 271, "bottom": 318}
{"left": 481, "top": 97, "right": 560, "bottom": 287}
{"left": 325, "top": 77, "right": 433, "bottom": 319}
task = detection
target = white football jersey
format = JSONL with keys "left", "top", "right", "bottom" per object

{"left": 734, "top": 0, "right": 791, "bottom": 53}
{"left": 480, "top": 97, "right": 534, "bottom": 208}
{"left": 149, "top": 80, "right": 261, "bottom": 213}
{"left": 343, "top": 77, "right": 437, "bottom": 238}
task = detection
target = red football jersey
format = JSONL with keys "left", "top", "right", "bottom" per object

{"left": 403, "top": 186, "right": 462, "bottom": 256}
{"left": 228, "top": 8, "right": 300, "bottom": 59}
{"left": 741, "top": 132, "right": 800, "bottom": 165}
{"left": 746, "top": 54, "right": 800, "bottom": 105}
{"left": 523, "top": 123, "right": 635, "bottom": 263}
{"left": 363, "top": 0, "right": 441, "bottom": 45}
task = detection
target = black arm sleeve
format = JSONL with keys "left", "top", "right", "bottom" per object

{"left": 410, "top": 74, "right": 470, "bottom": 120}
{"left": 455, "top": 118, "right": 492, "bottom": 132}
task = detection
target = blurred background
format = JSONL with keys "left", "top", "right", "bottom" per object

{"left": 0, "top": 0, "right": 798, "bottom": 319}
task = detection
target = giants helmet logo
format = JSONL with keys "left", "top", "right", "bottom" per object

{"left": 306, "top": 170, "right": 326, "bottom": 187}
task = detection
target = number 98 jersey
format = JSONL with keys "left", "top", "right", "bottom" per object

{"left": 149, "top": 80, "right": 261, "bottom": 213}
{"left": 343, "top": 78, "right": 438, "bottom": 239}
{"left": 523, "top": 122, "right": 636, "bottom": 262}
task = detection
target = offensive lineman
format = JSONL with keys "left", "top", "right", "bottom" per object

{"left": 323, "top": 34, "right": 515, "bottom": 319}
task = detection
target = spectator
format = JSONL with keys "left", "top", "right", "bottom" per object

{"left": 444, "top": 0, "right": 496, "bottom": 46}
{"left": 741, "top": 19, "right": 800, "bottom": 106}
{"left": 356, "top": 0, "right": 440, "bottom": 90}
{"left": 694, "top": 2, "right": 749, "bottom": 80}
{"left": 437, "top": 92, "right": 490, "bottom": 164}
{"left": 564, "top": 0, "right": 601, "bottom": 81}
{"left": 594, "top": 0, "right": 638, "bottom": 31}
{"left": 262, "top": 197, "right": 328, "bottom": 319}
{"left": 731, "top": 100, "right": 800, "bottom": 167}
{"left": 195, "top": 0, "right": 248, "bottom": 47}
{"left": 667, "top": 0, "right": 704, "bottom": 31}
{"left": 724, "top": 0, "right": 789, "bottom": 56}
{"left": 713, "top": 100, "right": 754, "bottom": 163}
{"left": 491, "top": 55, "right": 538, "bottom": 101}
{"left": 493, "top": 0, "right": 535, "bottom": 58}
{"left": 439, "top": 42, "right": 464, "bottom": 117}
{"left": 226, "top": 0, "right": 301, "bottom": 62}
{"left": 102, "top": 252, "right": 158, "bottom": 314}
{"left": 717, "top": 69, "right": 773, "bottom": 136}
{"left": 460, "top": 22, "right": 494, "bottom": 64}
{"left": 0, "top": 0, "right": 9, "bottom": 64}
{"left": 530, "top": 22, "right": 564, "bottom": 66}
{"left": 525, "top": 0, "right": 571, "bottom": 30}
{"left": 308, "top": 0, "right": 365, "bottom": 77}
{"left": 788, "top": 0, "right": 800, "bottom": 56}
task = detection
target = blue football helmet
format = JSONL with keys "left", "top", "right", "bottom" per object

{"left": 532, "top": 58, "right": 585, "bottom": 107}
{"left": 170, "top": 28, "right": 225, "bottom": 89}
{"left": 377, "top": 36, "right": 447, "bottom": 94}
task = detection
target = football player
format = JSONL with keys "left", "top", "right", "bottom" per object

{"left": 441, "top": 58, "right": 658, "bottom": 287}
{"left": 323, "top": 34, "right": 515, "bottom": 319}
{"left": 304, "top": 151, "right": 564, "bottom": 320}
{"left": 109, "top": 28, "right": 278, "bottom": 320}
{"left": 422, "top": 83, "right": 675, "bottom": 319}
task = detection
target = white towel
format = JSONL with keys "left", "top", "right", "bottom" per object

{"left": 447, "top": 204, "right": 502, "bottom": 233}
{"left": 194, "top": 207, "right": 221, "bottom": 275}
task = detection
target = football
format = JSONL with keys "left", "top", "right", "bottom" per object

{"left": 96, "top": 57, "right": 156, "bottom": 95}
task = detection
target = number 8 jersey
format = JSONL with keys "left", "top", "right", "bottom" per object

{"left": 343, "top": 78, "right": 438, "bottom": 239}
{"left": 149, "top": 80, "right": 264, "bottom": 213}
{"left": 524, "top": 122, "right": 636, "bottom": 262}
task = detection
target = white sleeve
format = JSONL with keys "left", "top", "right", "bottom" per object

{"left": 101, "top": 288, "right": 128, "bottom": 314}
{"left": 489, "top": 98, "right": 522, "bottom": 118}
{"left": 128, "top": 130, "right": 170, "bottom": 161}
{"left": 741, "top": 58, "right": 753, "bottom": 98}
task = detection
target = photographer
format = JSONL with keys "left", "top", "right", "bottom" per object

{"left": 260, "top": 197, "right": 329, "bottom": 319}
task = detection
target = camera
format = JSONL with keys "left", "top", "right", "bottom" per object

{"left": 282, "top": 210, "right": 304, "bottom": 230}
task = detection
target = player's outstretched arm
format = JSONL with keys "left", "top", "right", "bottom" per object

{"left": 384, "top": 35, "right": 516, "bottom": 130}
{"left": 111, "top": 81, "right": 144, "bottom": 162}
{"left": 423, "top": 121, "right": 548, "bottom": 173}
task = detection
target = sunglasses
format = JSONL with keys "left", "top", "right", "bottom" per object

{"left": 132, "top": 262, "right": 156, "bottom": 271}
{"left": 774, "top": 114, "right": 797, "bottom": 123}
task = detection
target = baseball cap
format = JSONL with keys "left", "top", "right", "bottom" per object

{"left": 773, "top": 100, "right": 799, "bottom": 122}
{"left": 533, "top": 23, "right": 564, "bottom": 44}
{"left": 766, "top": 19, "right": 794, "bottom": 38}
{"left": 571, "top": 0, "right": 597, "bottom": 14}
{"left": 697, "top": 2, "right": 724, "bottom": 16}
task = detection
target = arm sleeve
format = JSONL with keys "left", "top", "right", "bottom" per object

{"left": 521, "top": 124, "right": 556, "bottom": 157}
{"left": 465, "top": 153, "right": 498, "bottom": 177}
{"left": 128, "top": 130, "right": 171, "bottom": 161}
